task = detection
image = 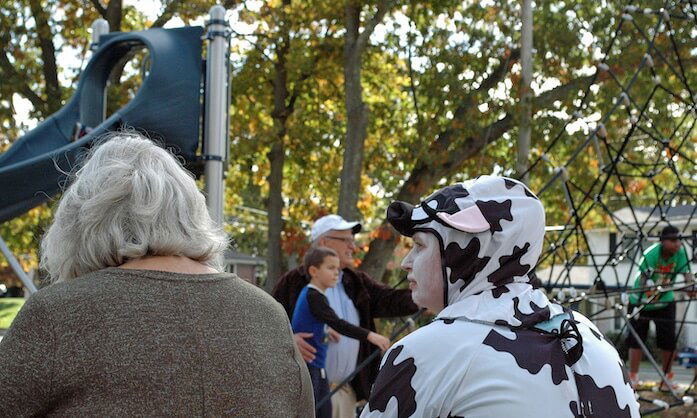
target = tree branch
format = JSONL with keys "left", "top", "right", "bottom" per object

{"left": 28, "top": 0, "right": 60, "bottom": 114}
{"left": 418, "top": 48, "right": 521, "bottom": 163}
{"left": 356, "top": 0, "right": 394, "bottom": 54}
{"left": 222, "top": 0, "right": 240, "bottom": 9}
{"left": 150, "top": 0, "right": 186, "bottom": 28}
{"left": 406, "top": 30, "right": 424, "bottom": 138}
{"left": 89, "top": 0, "right": 107, "bottom": 17}
{"left": 533, "top": 74, "right": 595, "bottom": 110}
{"left": 477, "top": 48, "right": 521, "bottom": 94}
{"left": 397, "top": 72, "right": 599, "bottom": 203}
{"left": 0, "top": 50, "right": 46, "bottom": 113}
{"left": 288, "top": 38, "right": 338, "bottom": 113}
{"left": 230, "top": 27, "right": 274, "bottom": 62}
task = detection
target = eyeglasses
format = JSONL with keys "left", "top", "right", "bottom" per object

{"left": 324, "top": 236, "right": 355, "bottom": 245}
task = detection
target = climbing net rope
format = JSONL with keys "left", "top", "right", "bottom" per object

{"left": 523, "top": 1, "right": 697, "bottom": 414}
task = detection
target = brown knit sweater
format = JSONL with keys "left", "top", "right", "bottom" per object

{"left": 0, "top": 267, "right": 314, "bottom": 417}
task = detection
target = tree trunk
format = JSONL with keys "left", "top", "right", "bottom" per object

{"left": 106, "top": 0, "right": 122, "bottom": 32}
{"left": 264, "top": 1, "right": 291, "bottom": 292}
{"left": 360, "top": 223, "right": 402, "bottom": 281}
{"left": 338, "top": 1, "right": 367, "bottom": 221}
{"left": 27, "top": 0, "right": 60, "bottom": 114}
{"left": 265, "top": 135, "right": 286, "bottom": 292}
{"left": 0, "top": 48, "right": 46, "bottom": 114}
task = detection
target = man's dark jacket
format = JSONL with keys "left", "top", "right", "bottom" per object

{"left": 272, "top": 266, "right": 418, "bottom": 401}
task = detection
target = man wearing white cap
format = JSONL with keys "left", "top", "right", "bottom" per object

{"left": 273, "top": 214, "right": 418, "bottom": 418}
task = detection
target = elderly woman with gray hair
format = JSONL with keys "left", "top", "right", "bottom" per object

{"left": 0, "top": 132, "right": 314, "bottom": 417}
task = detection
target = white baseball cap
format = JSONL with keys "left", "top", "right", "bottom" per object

{"left": 311, "top": 214, "right": 362, "bottom": 241}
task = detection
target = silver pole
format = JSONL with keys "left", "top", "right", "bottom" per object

{"left": 517, "top": 0, "right": 533, "bottom": 184}
{"left": 0, "top": 235, "right": 37, "bottom": 295}
{"left": 90, "top": 19, "right": 109, "bottom": 124}
{"left": 90, "top": 19, "right": 109, "bottom": 51}
{"left": 622, "top": 313, "right": 680, "bottom": 399}
{"left": 204, "top": 5, "right": 230, "bottom": 226}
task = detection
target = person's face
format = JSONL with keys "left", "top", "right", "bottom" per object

{"left": 661, "top": 238, "right": 680, "bottom": 256}
{"left": 401, "top": 232, "right": 444, "bottom": 313}
{"left": 318, "top": 229, "right": 356, "bottom": 269}
{"left": 309, "top": 255, "right": 341, "bottom": 290}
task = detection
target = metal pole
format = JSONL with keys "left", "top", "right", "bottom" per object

{"left": 90, "top": 18, "right": 109, "bottom": 51}
{"left": 204, "top": 5, "right": 230, "bottom": 226}
{"left": 622, "top": 314, "right": 680, "bottom": 400}
{"left": 90, "top": 19, "right": 109, "bottom": 124}
{"left": 517, "top": 0, "right": 533, "bottom": 184}
{"left": 0, "top": 235, "right": 37, "bottom": 294}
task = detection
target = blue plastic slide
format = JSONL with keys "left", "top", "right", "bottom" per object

{"left": 0, "top": 26, "right": 204, "bottom": 223}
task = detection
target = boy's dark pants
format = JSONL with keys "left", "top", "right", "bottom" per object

{"left": 308, "top": 365, "right": 332, "bottom": 418}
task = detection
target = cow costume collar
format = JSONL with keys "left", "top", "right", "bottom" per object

{"left": 387, "top": 175, "right": 564, "bottom": 329}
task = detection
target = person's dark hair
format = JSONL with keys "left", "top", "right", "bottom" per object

{"left": 660, "top": 225, "right": 680, "bottom": 241}
{"left": 303, "top": 247, "right": 338, "bottom": 271}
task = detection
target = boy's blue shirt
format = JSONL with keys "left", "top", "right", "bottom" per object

{"left": 291, "top": 283, "right": 370, "bottom": 369}
{"left": 292, "top": 285, "right": 329, "bottom": 369}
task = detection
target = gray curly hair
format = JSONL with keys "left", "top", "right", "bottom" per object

{"left": 41, "top": 131, "right": 228, "bottom": 282}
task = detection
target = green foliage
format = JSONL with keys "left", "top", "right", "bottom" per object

{"left": 0, "top": 298, "right": 25, "bottom": 329}
{"left": 1, "top": 0, "right": 694, "bottom": 289}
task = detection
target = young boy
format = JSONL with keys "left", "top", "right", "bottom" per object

{"left": 292, "top": 247, "right": 391, "bottom": 418}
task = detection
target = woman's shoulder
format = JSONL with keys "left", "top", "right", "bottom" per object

{"left": 228, "top": 275, "right": 287, "bottom": 309}
{"left": 35, "top": 268, "right": 281, "bottom": 312}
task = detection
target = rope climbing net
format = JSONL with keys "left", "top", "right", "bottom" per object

{"left": 525, "top": 1, "right": 697, "bottom": 414}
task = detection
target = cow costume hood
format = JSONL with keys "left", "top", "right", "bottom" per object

{"left": 387, "top": 175, "right": 564, "bottom": 328}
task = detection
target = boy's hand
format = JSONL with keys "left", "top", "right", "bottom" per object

{"left": 327, "top": 327, "right": 341, "bottom": 343}
{"left": 367, "top": 332, "right": 391, "bottom": 352}
{"left": 685, "top": 273, "right": 696, "bottom": 298}
{"left": 294, "top": 332, "right": 316, "bottom": 362}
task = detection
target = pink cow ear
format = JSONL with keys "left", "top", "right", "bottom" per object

{"left": 436, "top": 205, "right": 490, "bottom": 233}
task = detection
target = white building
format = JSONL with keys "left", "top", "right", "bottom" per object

{"left": 223, "top": 250, "right": 266, "bottom": 286}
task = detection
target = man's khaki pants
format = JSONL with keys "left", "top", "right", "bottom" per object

{"left": 331, "top": 383, "right": 357, "bottom": 418}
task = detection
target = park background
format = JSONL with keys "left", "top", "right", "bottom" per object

{"left": 1, "top": 0, "right": 695, "bottom": 329}
{"left": 2, "top": 1, "right": 697, "bottom": 415}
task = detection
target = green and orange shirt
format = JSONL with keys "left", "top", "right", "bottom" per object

{"left": 629, "top": 243, "right": 691, "bottom": 310}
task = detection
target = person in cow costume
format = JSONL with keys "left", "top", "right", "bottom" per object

{"left": 361, "top": 176, "right": 639, "bottom": 418}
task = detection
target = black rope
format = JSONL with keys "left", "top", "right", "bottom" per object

{"left": 518, "top": 2, "right": 697, "bottom": 414}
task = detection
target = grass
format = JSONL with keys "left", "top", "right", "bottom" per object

{"left": 0, "top": 298, "right": 25, "bottom": 329}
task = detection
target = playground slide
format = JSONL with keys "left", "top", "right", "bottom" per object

{"left": 0, "top": 26, "right": 204, "bottom": 224}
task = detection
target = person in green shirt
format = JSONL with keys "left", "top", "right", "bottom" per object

{"left": 626, "top": 225, "right": 694, "bottom": 389}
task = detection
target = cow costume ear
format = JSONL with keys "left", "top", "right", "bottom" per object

{"left": 387, "top": 201, "right": 417, "bottom": 237}
{"left": 436, "top": 204, "right": 490, "bottom": 233}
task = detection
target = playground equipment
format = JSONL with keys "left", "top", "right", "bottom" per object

{"left": 523, "top": 2, "right": 697, "bottom": 414}
{"left": 0, "top": 6, "right": 231, "bottom": 293}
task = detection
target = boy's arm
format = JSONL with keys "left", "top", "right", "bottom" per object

{"left": 678, "top": 247, "right": 692, "bottom": 273}
{"left": 676, "top": 248, "right": 695, "bottom": 295}
{"left": 352, "top": 270, "right": 418, "bottom": 318}
{"left": 306, "top": 289, "right": 370, "bottom": 340}
{"left": 637, "top": 249, "right": 657, "bottom": 287}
